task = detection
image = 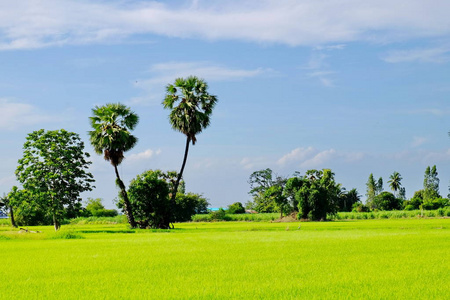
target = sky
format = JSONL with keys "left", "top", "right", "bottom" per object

{"left": 0, "top": 0, "right": 449, "bottom": 209}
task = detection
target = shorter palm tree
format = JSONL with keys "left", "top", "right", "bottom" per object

{"left": 89, "top": 103, "right": 138, "bottom": 228}
{"left": 388, "top": 171, "right": 402, "bottom": 197}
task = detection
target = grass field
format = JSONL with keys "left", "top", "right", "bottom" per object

{"left": 0, "top": 218, "right": 449, "bottom": 299}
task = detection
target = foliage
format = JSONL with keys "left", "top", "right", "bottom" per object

{"left": 163, "top": 76, "right": 218, "bottom": 209}
{"left": 264, "top": 185, "right": 288, "bottom": 218}
{"left": 15, "top": 129, "right": 94, "bottom": 230}
{"left": 352, "top": 202, "right": 370, "bottom": 213}
{"left": 366, "top": 173, "right": 377, "bottom": 207}
{"left": 174, "top": 193, "right": 209, "bottom": 222}
{"left": 423, "top": 165, "right": 440, "bottom": 201}
{"left": 8, "top": 187, "right": 52, "bottom": 226}
{"left": 247, "top": 168, "right": 287, "bottom": 213}
{"left": 337, "top": 188, "right": 361, "bottom": 212}
{"left": 85, "top": 198, "right": 118, "bottom": 217}
{"left": 227, "top": 202, "right": 246, "bottom": 214}
{"left": 388, "top": 171, "right": 403, "bottom": 197}
{"left": 209, "top": 208, "right": 230, "bottom": 221}
{"left": 127, "top": 170, "right": 171, "bottom": 229}
{"left": 89, "top": 103, "right": 138, "bottom": 228}
{"left": 372, "top": 191, "right": 402, "bottom": 211}
{"left": 127, "top": 170, "right": 206, "bottom": 228}
{"left": 295, "top": 169, "right": 340, "bottom": 220}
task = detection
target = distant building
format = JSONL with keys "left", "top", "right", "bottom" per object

{"left": 0, "top": 212, "right": 8, "bottom": 219}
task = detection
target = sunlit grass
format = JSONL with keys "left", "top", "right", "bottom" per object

{"left": 0, "top": 219, "right": 448, "bottom": 299}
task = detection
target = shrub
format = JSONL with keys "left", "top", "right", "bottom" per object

{"left": 227, "top": 202, "right": 246, "bottom": 214}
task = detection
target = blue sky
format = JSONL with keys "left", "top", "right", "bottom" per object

{"left": 1, "top": 0, "right": 449, "bottom": 208}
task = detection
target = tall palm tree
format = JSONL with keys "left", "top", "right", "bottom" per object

{"left": 163, "top": 76, "right": 218, "bottom": 209}
{"left": 388, "top": 171, "right": 402, "bottom": 197}
{"left": 89, "top": 103, "right": 138, "bottom": 228}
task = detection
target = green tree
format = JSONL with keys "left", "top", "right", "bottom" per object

{"left": 85, "top": 198, "right": 118, "bottom": 217}
{"left": 423, "top": 165, "right": 440, "bottom": 201}
{"left": 366, "top": 173, "right": 377, "bottom": 208}
{"left": 163, "top": 76, "right": 218, "bottom": 209}
{"left": 127, "top": 170, "right": 171, "bottom": 229}
{"left": 296, "top": 169, "right": 340, "bottom": 220}
{"left": 283, "top": 172, "right": 303, "bottom": 212}
{"left": 377, "top": 177, "right": 384, "bottom": 194}
{"left": 0, "top": 193, "right": 16, "bottom": 227}
{"left": 247, "top": 168, "right": 287, "bottom": 213}
{"left": 174, "top": 193, "right": 209, "bottom": 222}
{"left": 338, "top": 188, "right": 361, "bottom": 212}
{"left": 372, "top": 191, "right": 402, "bottom": 211}
{"left": 264, "top": 185, "right": 288, "bottom": 219}
{"left": 15, "top": 129, "right": 94, "bottom": 230}
{"left": 7, "top": 187, "right": 50, "bottom": 226}
{"left": 89, "top": 103, "right": 138, "bottom": 228}
{"left": 388, "top": 171, "right": 402, "bottom": 197}
{"left": 227, "top": 202, "right": 246, "bottom": 214}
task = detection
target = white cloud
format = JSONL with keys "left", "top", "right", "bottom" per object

{"left": 382, "top": 47, "right": 450, "bottom": 63}
{"left": 127, "top": 148, "right": 161, "bottom": 162}
{"left": 278, "top": 147, "right": 365, "bottom": 169}
{"left": 130, "top": 61, "right": 273, "bottom": 105}
{"left": 240, "top": 156, "right": 271, "bottom": 170}
{"left": 0, "top": 98, "right": 55, "bottom": 130}
{"left": 0, "top": 1, "right": 450, "bottom": 49}
{"left": 300, "top": 149, "right": 337, "bottom": 169}
{"left": 411, "top": 136, "right": 427, "bottom": 147}
{"left": 277, "top": 147, "right": 316, "bottom": 165}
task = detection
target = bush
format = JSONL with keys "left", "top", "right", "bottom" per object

{"left": 227, "top": 202, "right": 245, "bottom": 214}
{"left": 209, "top": 208, "right": 230, "bottom": 221}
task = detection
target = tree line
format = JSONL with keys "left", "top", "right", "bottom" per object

{"left": 1, "top": 76, "right": 217, "bottom": 230}
{"left": 244, "top": 166, "right": 449, "bottom": 220}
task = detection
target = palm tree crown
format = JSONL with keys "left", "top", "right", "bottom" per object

{"left": 89, "top": 103, "right": 139, "bottom": 166}
{"left": 163, "top": 76, "right": 217, "bottom": 145}
{"left": 388, "top": 171, "right": 402, "bottom": 195}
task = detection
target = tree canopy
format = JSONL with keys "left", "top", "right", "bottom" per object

{"left": 15, "top": 129, "right": 94, "bottom": 230}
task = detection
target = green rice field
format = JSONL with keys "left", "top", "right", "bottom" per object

{"left": 1, "top": 218, "right": 449, "bottom": 299}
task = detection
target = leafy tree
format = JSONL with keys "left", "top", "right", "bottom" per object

{"left": 85, "top": 198, "right": 118, "bottom": 217}
{"left": 227, "top": 202, "right": 245, "bottom": 214}
{"left": 366, "top": 173, "right": 377, "bottom": 208}
{"left": 174, "top": 193, "right": 209, "bottom": 222}
{"left": 15, "top": 129, "right": 94, "bottom": 230}
{"left": 296, "top": 169, "right": 340, "bottom": 221}
{"left": 163, "top": 76, "right": 218, "bottom": 209}
{"left": 372, "top": 191, "right": 402, "bottom": 211}
{"left": 423, "top": 165, "right": 440, "bottom": 201}
{"left": 338, "top": 188, "right": 361, "bottom": 212}
{"left": 388, "top": 171, "right": 402, "bottom": 197}
{"left": 284, "top": 173, "right": 303, "bottom": 212}
{"left": 264, "top": 185, "right": 288, "bottom": 219}
{"left": 89, "top": 103, "right": 138, "bottom": 228}
{"left": 127, "top": 170, "right": 171, "bottom": 229}
{"left": 8, "top": 187, "right": 51, "bottom": 226}
{"left": 247, "top": 168, "right": 287, "bottom": 213}
{"left": 0, "top": 193, "right": 16, "bottom": 227}
{"left": 376, "top": 177, "right": 384, "bottom": 194}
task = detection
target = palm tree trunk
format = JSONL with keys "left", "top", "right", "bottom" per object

{"left": 171, "top": 136, "right": 191, "bottom": 203}
{"left": 114, "top": 165, "right": 137, "bottom": 228}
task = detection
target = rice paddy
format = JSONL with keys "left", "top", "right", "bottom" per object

{"left": 0, "top": 218, "right": 449, "bottom": 299}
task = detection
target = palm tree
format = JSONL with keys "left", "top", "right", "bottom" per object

{"left": 388, "top": 171, "right": 402, "bottom": 197}
{"left": 89, "top": 103, "right": 138, "bottom": 228}
{"left": 163, "top": 76, "right": 218, "bottom": 210}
